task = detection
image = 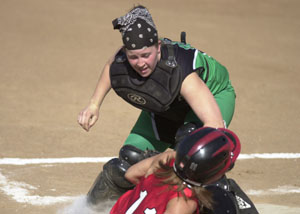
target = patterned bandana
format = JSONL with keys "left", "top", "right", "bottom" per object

{"left": 112, "top": 6, "right": 158, "bottom": 50}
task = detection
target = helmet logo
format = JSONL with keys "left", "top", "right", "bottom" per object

{"left": 189, "top": 162, "right": 198, "bottom": 171}
{"left": 127, "top": 93, "right": 146, "bottom": 105}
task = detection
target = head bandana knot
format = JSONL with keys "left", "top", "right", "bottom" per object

{"left": 112, "top": 6, "right": 158, "bottom": 50}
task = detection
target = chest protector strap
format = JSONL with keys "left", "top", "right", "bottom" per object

{"left": 110, "top": 44, "right": 182, "bottom": 113}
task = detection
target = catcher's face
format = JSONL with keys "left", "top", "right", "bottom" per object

{"left": 126, "top": 42, "right": 161, "bottom": 77}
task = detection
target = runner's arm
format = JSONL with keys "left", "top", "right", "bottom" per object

{"left": 125, "top": 150, "right": 176, "bottom": 185}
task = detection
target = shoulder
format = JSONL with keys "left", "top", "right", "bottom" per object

{"left": 111, "top": 47, "right": 126, "bottom": 63}
{"left": 161, "top": 41, "right": 197, "bottom": 61}
{"left": 164, "top": 41, "right": 202, "bottom": 80}
{"left": 164, "top": 196, "right": 198, "bottom": 214}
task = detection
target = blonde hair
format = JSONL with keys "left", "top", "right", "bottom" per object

{"left": 154, "top": 158, "right": 214, "bottom": 211}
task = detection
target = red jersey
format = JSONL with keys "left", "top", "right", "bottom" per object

{"left": 110, "top": 173, "right": 199, "bottom": 214}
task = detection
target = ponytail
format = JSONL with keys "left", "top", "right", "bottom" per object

{"left": 154, "top": 158, "right": 214, "bottom": 211}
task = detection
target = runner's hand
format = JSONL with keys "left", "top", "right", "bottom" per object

{"left": 145, "top": 150, "right": 175, "bottom": 177}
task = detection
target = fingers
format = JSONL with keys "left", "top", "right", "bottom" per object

{"left": 78, "top": 110, "right": 93, "bottom": 131}
{"left": 89, "top": 115, "right": 98, "bottom": 128}
{"left": 77, "top": 104, "right": 100, "bottom": 131}
{"left": 78, "top": 111, "right": 89, "bottom": 131}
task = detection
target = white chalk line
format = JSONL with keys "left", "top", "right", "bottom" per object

{"left": 247, "top": 186, "right": 300, "bottom": 196}
{"left": 0, "top": 171, "right": 76, "bottom": 205}
{"left": 0, "top": 153, "right": 300, "bottom": 166}
{"left": 0, "top": 169, "right": 299, "bottom": 206}
{"left": 238, "top": 153, "right": 300, "bottom": 159}
{"left": 1, "top": 153, "right": 300, "bottom": 206}
{"left": 1, "top": 170, "right": 299, "bottom": 206}
{"left": 0, "top": 157, "right": 115, "bottom": 165}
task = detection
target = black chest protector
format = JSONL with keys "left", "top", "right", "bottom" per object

{"left": 110, "top": 44, "right": 183, "bottom": 113}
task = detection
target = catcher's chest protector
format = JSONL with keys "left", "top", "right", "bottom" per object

{"left": 110, "top": 44, "right": 182, "bottom": 113}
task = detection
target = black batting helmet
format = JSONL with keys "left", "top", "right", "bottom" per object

{"left": 173, "top": 127, "right": 241, "bottom": 186}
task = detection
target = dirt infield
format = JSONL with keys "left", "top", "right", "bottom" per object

{"left": 1, "top": 0, "right": 300, "bottom": 213}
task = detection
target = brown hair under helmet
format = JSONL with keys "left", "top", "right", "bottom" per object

{"left": 112, "top": 6, "right": 158, "bottom": 50}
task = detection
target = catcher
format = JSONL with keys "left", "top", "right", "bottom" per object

{"left": 77, "top": 5, "right": 258, "bottom": 214}
{"left": 78, "top": 5, "right": 235, "bottom": 153}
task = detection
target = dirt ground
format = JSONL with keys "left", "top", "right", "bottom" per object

{"left": 1, "top": 0, "right": 300, "bottom": 213}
